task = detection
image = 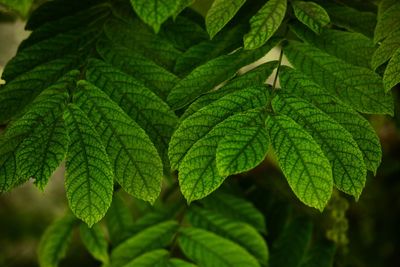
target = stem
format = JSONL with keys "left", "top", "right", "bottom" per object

{"left": 272, "top": 47, "right": 284, "bottom": 91}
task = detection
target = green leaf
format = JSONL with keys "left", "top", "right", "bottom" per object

{"left": 244, "top": 0, "right": 287, "bottom": 49}
{"left": 64, "top": 104, "right": 114, "bottom": 226}
{"left": 79, "top": 224, "right": 109, "bottom": 264}
{"left": 74, "top": 80, "right": 163, "bottom": 203}
{"left": 299, "top": 242, "right": 336, "bottom": 267}
{"left": 110, "top": 221, "right": 178, "bottom": 267}
{"left": 178, "top": 227, "right": 260, "bottom": 267}
{"left": 96, "top": 37, "right": 179, "bottom": 100}
{"left": 272, "top": 94, "right": 367, "bottom": 198}
{"left": 168, "top": 259, "right": 198, "bottom": 267}
{"left": 284, "top": 41, "right": 393, "bottom": 115}
{"left": 292, "top": 1, "right": 330, "bottom": 34}
{"left": 201, "top": 191, "right": 266, "bottom": 232}
{"left": 269, "top": 219, "right": 312, "bottom": 267}
{"left": 205, "top": 0, "right": 246, "bottom": 39}
{"left": 383, "top": 47, "right": 400, "bottom": 92}
{"left": 122, "top": 250, "right": 169, "bottom": 267}
{"left": 169, "top": 87, "right": 268, "bottom": 170}
{"left": 216, "top": 125, "right": 269, "bottom": 176}
{"left": 85, "top": 59, "right": 178, "bottom": 172}
{"left": 290, "top": 23, "right": 376, "bottom": 69}
{"left": 187, "top": 206, "right": 269, "bottom": 265}
{"left": 371, "top": 28, "right": 400, "bottom": 70}
{"left": 265, "top": 114, "right": 333, "bottom": 211}
{"left": 173, "top": 0, "right": 195, "bottom": 18}
{"left": 374, "top": 2, "right": 400, "bottom": 43}
{"left": 179, "top": 110, "right": 265, "bottom": 202}
{"left": 105, "top": 194, "right": 135, "bottom": 246}
{"left": 280, "top": 68, "right": 382, "bottom": 174}
{"left": 168, "top": 41, "right": 278, "bottom": 110}
{"left": 0, "top": 0, "right": 33, "bottom": 17}
{"left": 181, "top": 61, "right": 277, "bottom": 120}
{"left": 129, "top": 0, "right": 178, "bottom": 32}
{"left": 378, "top": 0, "right": 398, "bottom": 18}
{"left": 38, "top": 214, "right": 76, "bottom": 267}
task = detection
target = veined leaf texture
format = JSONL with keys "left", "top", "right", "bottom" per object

{"left": 0, "top": 0, "right": 398, "bottom": 230}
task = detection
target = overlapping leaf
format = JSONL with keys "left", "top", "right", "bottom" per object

{"left": 284, "top": 41, "right": 393, "bottom": 115}
{"left": 383, "top": 47, "right": 400, "bottom": 92}
{"left": 292, "top": 1, "right": 330, "bottom": 34}
{"left": 371, "top": 29, "right": 400, "bottom": 70}
{"left": 244, "top": 0, "right": 287, "bottom": 49}
{"left": 374, "top": 2, "right": 400, "bottom": 43}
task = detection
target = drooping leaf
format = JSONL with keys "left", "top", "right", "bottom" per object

{"left": 169, "top": 87, "right": 268, "bottom": 170}
{"left": 284, "top": 41, "right": 393, "bottom": 115}
{"left": 265, "top": 114, "right": 333, "bottom": 210}
{"left": 371, "top": 28, "right": 400, "bottom": 70}
{"left": 374, "top": 2, "right": 400, "bottom": 43}
{"left": 79, "top": 223, "right": 109, "bottom": 264}
{"left": 272, "top": 94, "right": 367, "bottom": 198}
{"left": 122, "top": 249, "right": 169, "bottom": 267}
{"left": 74, "top": 80, "right": 163, "bottom": 203}
{"left": 200, "top": 191, "right": 266, "bottom": 233}
{"left": 110, "top": 221, "right": 178, "bottom": 267}
{"left": 38, "top": 214, "right": 77, "bottom": 267}
{"left": 64, "top": 104, "right": 114, "bottom": 226}
{"left": 85, "top": 59, "right": 178, "bottom": 172}
{"left": 280, "top": 67, "right": 382, "bottom": 174}
{"left": 290, "top": 23, "right": 376, "bottom": 68}
{"left": 216, "top": 125, "right": 269, "bottom": 176}
{"left": 292, "top": 1, "right": 330, "bottom": 34}
{"left": 178, "top": 227, "right": 260, "bottom": 267}
{"left": 383, "top": 47, "right": 400, "bottom": 92}
{"left": 187, "top": 206, "right": 269, "bottom": 265}
{"left": 168, "top": 41, "right": 278, "bottom": 110}
{"left": 244, "top": 0, "right": 287, "bottom": 49}
{"left": 129, "top": 0, "right": 179, "bottom": 32}
{"left": 205, "top": 0, "right": 246, "bottom": 39}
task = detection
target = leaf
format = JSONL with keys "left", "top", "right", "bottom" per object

{"left": 178, "top": 227, "right": 260, "bottom": 267}
{"left": 96, "top": 37, "right": 179, "bottom": 100}
{"left": 284, "top": 41, "right": 393, "bottom": 115}
{"left": 272, "top": 94, "right": 367, "bottom": 198}
{"left": 383, "top": 47, "right": 400, "bottom": 92}
{"left": 181, "top": 61, "right": 277, "bottom": 120}
{"left": 269, "top": 219, "right": 312, "bottom": 267}
{"left": 64, "top": 104, "right": 114, "bottom": 226}
{"left": 292, "top": 1, "right": 330, "bottom": 34}
{"left": 122, "top": 250, "right": 169, "bottom": 267}
{"left": 0, "top": 0, "right": 33, "bottom": 17}
{"left": 38, "top": 214, "right": 77, "bottom": 267}
{"left": 85, "top": 59, "right": 178, "bottom": 172}
{"left": 74, "top": 80, "right": 163, "bottom": 203}
{"left": 279, "top": 68, "right": 382, "bottom": 174}
{"left": 216, "top": 125, "right": 269, "bottom": 176}
{"left": 168, "top": 258, "right": 198, "bottom": 267}
{"left": 244, "top": 0, "right": 287, "bottom": 49}
{"left": 374, "top": 2, "right": 400, "bottom": 43}
{"left": 169, "top": 87, "right": 268, "bottom": 170}
{"left": 371, "top": 28, "right": 400, "bottom": 70}
{"left": 322, "top": 3, "right": 376, "bottom": 38}
{"left": 179, "top": 110, "right": 265, "bottom": 202}
{"left": 201, "top": 191, "right": 266, "bottom": 232}
{"left": 265, "top": 114, "right": 333, "bottom": 211}
{"left": 187, "top": 206, "right": 269, "bottom": 265}
{"left": 299, "top": 242, "right": 336, "bottom": 267}
{"left": 168, "top": 41, "right": 278, "bottom": 110}
{"left": 110, "top": 221, "right": 178, "bottom": 267}
{"left": 129, "top": 0, "right": 178, "bottom": 32}
{"left": 205, "top": 0, "right": 246, "bottom": 39}
{"left": 378, "top": 0, "right": 398, "bottom": 18}
{"left": 79, "top": 223, "right": 109, "bottom": 264}
{"left": 173, "top": 0, "right": 195, "bottom": 18}
{"left": 290, "top": 23, "right": 376, "bottom": 69}
{"left": 105, "top": 194, "right": 135, "bottom": 246}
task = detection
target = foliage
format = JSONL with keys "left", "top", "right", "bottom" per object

{"left": 0, "top": 0, "right": 398, "bottom": 266}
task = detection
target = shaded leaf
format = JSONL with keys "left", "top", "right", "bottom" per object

{"left": 79, "top": 224, "right": 109, "bottom": 264}
{"left": 292, "top": 1, "right": 330, "bottom": 34}
{"left": 383, "top": 47, "right": 400, "bottom": 92}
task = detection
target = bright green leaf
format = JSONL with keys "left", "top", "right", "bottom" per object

{"left": 122, "top": 249, "right": 168, "bottom": 267}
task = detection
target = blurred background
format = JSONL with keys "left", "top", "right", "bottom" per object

{"left": 0, "top": 2, "right": 400, "bottom": 267}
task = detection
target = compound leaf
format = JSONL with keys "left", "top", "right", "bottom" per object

{"left": 265, "top": 114, "right": 333, "bottom": 211}
{"left": 205, "top": 0, "right": 246, "bottom": 39}
{"left": 74, "top": 80, "right": 163, "bottom": 203}
{"left": 178, "top": 227, "right": 260, "bottom": 267}
{"left": 292, "top": 1, "right": 330, "bottom": 34}
{"left": 244, "top": 0, "right": 287, "bottom": 49}
{"left": 64, "top": 104, "right": 114, "bottom": 226}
